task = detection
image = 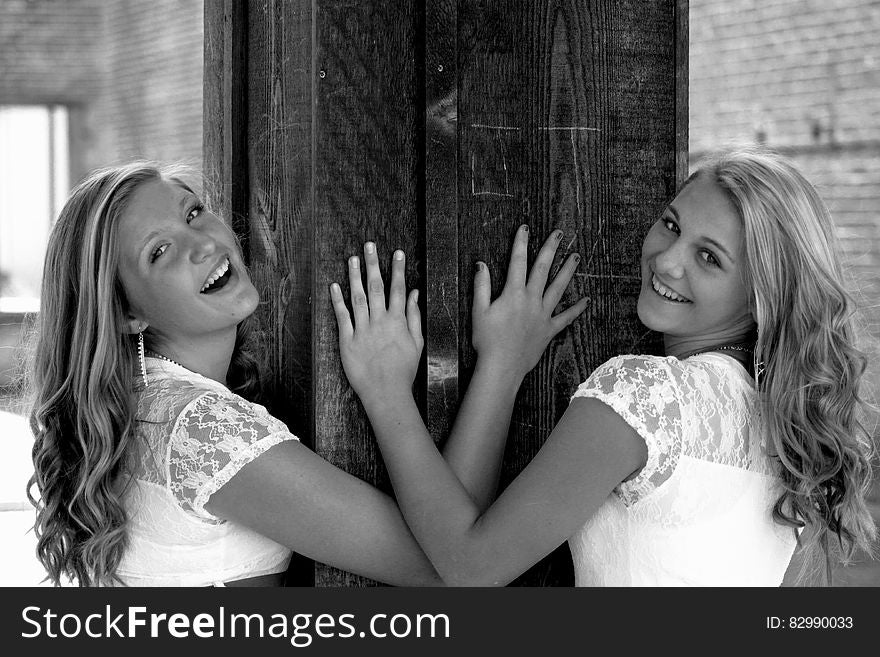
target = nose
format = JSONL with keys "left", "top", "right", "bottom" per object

{"left": 186, "top": 229, "right": 219, "bottom": 263}
{"left": 652, "top": 240, "right": 685, "bottom": 279}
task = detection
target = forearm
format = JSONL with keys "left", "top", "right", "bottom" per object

{"left": 362, "top": 390, "right": 489, "bottom": 585}
{"left": 442, "top": 357, "right": 524, "bottom": 509}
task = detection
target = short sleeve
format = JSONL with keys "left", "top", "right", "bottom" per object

{"left": 570, "top": 355, "right": 683, "bottom": 506}
{"left": 168, "top": 391, "right": 299, "bottom": 521}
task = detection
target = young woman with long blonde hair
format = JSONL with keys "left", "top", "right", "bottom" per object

{"left": 26, "top": 160, "right": 589, "bottom": 586}
{"left": 334, "top": 146, "right": 877, "bottom": 585}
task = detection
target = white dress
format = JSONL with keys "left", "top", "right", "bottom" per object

{"left": 115, "top": 357, "right": 296, "bottom": 586}
{"left": 568, "top": 353, "right": 797, "bottom": 586}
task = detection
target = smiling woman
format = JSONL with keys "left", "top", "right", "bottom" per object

{"left": 638, "top": 174, "right": 757, "bottom": 368}
{"left": 331, "top": 146, "right": 877, "bottom": 587}
{"left": 115, "top": 177, "right": 260, "bottom": 385}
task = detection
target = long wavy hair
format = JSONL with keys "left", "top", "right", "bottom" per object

{"left": 27, "top": 162, "right": 264, "bottom": 586}
{"left": 693, "top": 146, "right": 877, "bottom": 584}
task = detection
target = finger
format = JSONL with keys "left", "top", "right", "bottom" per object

{"left": 472, "top": 261, "right": 491, "bottom": 312}
{"left": 551, "top": 296, "right": 590, "bottom": 334}
{"left": 406, "top": 289, "right": 423, "bottom": 348}
{"left": 543, "top": 252, "right": 581, "bottom": 311}
{"left": 388, "top": 249, "right": 406, "bottom": 315}
{"left": 329, "top": 282, "right": 354, "bottom": 342}
{"left": 348, "top": 255, "right": 369, "bottom": 329}
{"left": 364, "top": 241, "right": 386, "bottom": 315}
{"left": 527, "top": 228, "right": 564, "bottom": 293}
{"left": 503, "top": 224, "right": 530, "bottom": 291}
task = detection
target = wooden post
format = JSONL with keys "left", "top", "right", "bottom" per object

{"left": 204, "top": 0, "right": 685, "bottom": 587}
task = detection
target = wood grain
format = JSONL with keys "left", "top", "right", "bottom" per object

{"left": 312, "top": 0, "right": 424, "bottom": 587}
{"left": 204, "top": 0, "right": 682, "bottom": 587}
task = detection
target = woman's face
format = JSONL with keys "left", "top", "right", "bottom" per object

{"left": 637, "top": 174, "right": 755, "bottom": 340}
{"left": 116, "top": 177, "right": 259, "bottom": 341}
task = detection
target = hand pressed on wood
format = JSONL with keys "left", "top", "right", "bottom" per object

{"left": 472, "top": 225, "right": 589, "bottom": 380}
{"left": 331, "top": 242, "right": 423, "bottom": 404}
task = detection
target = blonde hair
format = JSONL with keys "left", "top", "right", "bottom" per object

{"left": 694, "top": 146, "right": 877, "bottom": 584}
{"left": 28, "top": 162, "right": 263, "bottom": 586}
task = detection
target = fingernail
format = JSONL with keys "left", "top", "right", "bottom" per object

{"left": 555, "top": 230, "right": 563, "bottom": 241}
{"left": 351, "top": 256, "right": 359, "bottom": 268}
{"left": 522, "top": 224, "right": 529, "bottom": 233}
{"left": 475, "top": 261, "right": 483, "bottom": 272}
{"left": 573, "top": 254, "right": 581, "bottom": 263}
{"left": 365, "top": 242, "right": 375, "bottom": 254}
{"left": 330, "top": 283, "right": 340, "bottom": 295}
{"left": 414, "top": 290, "right": 419, "bottom": 302}
{"left": 394, "top": 249, "right": 404, "bottom": 260}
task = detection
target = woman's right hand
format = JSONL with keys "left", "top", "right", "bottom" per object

{"left": 472, "top": 225, "right": 588, "bottom": 380}
{"left": 330, "top": 242, "right": 423, "bottom": 406}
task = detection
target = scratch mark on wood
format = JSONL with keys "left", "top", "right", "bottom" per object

{"left": 570, "top": 131, "right": 581, "bottom": 216}
{"left": 575, "top": 273, "right": 642, "bottom": 281}
{"left": 471, "top": 149, "right": 514, "bottom": 198}
{"left": 498, "top": 132, "right": 510, "bottom": 195}
{"left": 471, "top": 123, "right": 521, "bottom": 131}
{"left": 539, "top": 126, "right": 601, "bottom": 132}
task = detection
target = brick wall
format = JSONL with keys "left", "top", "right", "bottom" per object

{"left": 690, "top": 0, "right": 880, "bottom": 404}
{"left": 690, "top": 0, "right": 880, "bottom": 150}
{"left": 0, "top": 0, "right": 203, "bottom": 182}
{"left": 94, "top": 0, "right": 204, "bottom": 170}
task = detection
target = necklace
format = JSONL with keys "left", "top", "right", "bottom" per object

{"left": 680, "top": 343, "right": 754, "bottom": 359}
{"left": 145, "top": 349, "right": 186, "bottom": 369}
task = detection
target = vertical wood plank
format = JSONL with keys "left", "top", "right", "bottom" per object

{"left": 457, "top": 0, "right": 675, "bottom": 586}
{"left": 675, "top": 0, "right": 689, "bottom": 186}
{"left": 312, "top": 0, "right": 425, "bottom": 587}
{"left": 245, "top": 0, "right": 316, "bottom": 585}
{"left": 203, "top": 0, "right": 249, "bottom": 242}
{"left": 425, "top": 0, "right": 459, "bottom": 442}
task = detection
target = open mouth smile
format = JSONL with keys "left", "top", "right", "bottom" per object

{"left": 200, "top": 256, "right": 234, "bottom": 294}
{"left": 651, "top": 273, "right": 692, "bottom": 303}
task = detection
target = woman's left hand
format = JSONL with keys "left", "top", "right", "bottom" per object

{"left": 330, "top": 242, "right": 423, "bottom": 404}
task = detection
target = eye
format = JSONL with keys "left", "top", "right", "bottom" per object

{"left": 700, "top": 250, "right": 720, "bottom": 267}
{"left": 186, "top": 202, "right": 205, "bottom": 224}
{"left": 662, "top": 217, "right": 680, "bottom": 234}
{"left": 149, "top": 243, "right": 169, "bottom": 263}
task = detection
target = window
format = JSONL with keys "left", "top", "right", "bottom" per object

{"left": 0, "top": 105, "right": 69, "bottom": 313}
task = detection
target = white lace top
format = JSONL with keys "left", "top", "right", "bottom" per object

{"left": 568, "top": 353, "right": 797, "bottom": 586}
{"left": 115, "top": 357, "right": 295, "bottom": 586}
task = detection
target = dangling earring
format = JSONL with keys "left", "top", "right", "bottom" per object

{"left": 753, "top": 349, "right": 765, "bottom": 388}
{"left": 138, "top": 329, "right": 149, "bottom": 387}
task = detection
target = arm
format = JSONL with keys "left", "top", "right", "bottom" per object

{"left": 441, "top": 226, "right": 588, "bottom": 506}
{"left": 362, "top": 389, "right": 646, "bottom": 586}
{"left": 205, "top": 439, "right": 443, "bottom": 586}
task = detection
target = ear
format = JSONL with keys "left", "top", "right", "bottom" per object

{"left": 122, "top": 315, "right": 148, "bottom": 335}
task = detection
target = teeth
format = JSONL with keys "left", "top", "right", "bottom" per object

{"left": 651, "top": 274, "right": 690, "bottom": 302}
{"left": 200, "top": 257, "right": 230, "bottom": 292}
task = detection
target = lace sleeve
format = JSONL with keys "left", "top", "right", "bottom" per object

{"left": 168, "top": 391, "right": 300, "bottom": 522}
{"left": 570, "top": 355, "right": 683, "bottom": 506}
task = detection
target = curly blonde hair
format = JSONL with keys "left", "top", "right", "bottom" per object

{"left": 28, "top": 162, "right": 263, "bottom": 586}
{"left": 694, "top": 147, "right": 877, "bottom": 584}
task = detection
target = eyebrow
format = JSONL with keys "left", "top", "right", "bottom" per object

{"left": 665, "top": 204, "right": 736, "bottom": 263}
